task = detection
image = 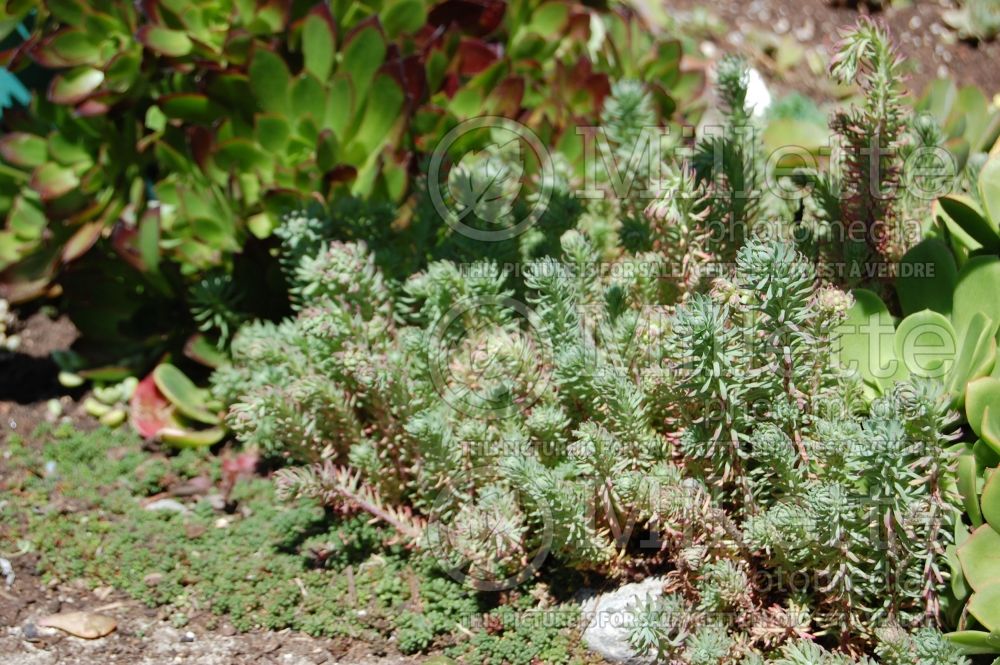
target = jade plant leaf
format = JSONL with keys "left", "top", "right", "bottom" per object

{"left": 896, "top": 238, "right": 958, "bottom": 316}
{"left": 152, "top": 363, "right": 220, "bottom": 425}
{"left": 959, "top": 524, "right": 1000, "bottom": 591}
{"left": 893, "top": 310, "right": 955, "bottom": 380}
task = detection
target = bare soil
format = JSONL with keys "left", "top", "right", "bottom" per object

{"left": 0, "top": 312, "right": 418, "bottom": 665}
{"left": 671, "top": 0, "right": 1000, "bottom": 98}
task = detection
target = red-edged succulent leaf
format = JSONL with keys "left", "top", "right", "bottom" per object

{"left": 380, "top": 53, "right": 427, "bottom": 105}
{"left": 75, "top": 97, "right": 112, "bottom": 116}
{"left": 457, "top": 38, "right": 500, "bottom": 76}
{"left": 137, "top": 25, "right": 194, "bottom": 57}
{"left": 49, "top": 67, "right": 105, "bottom": 105}
{"left": 61, "top": 221, "right": 103, "bottom": 263}
{"left": 30, "top": 163, "right": 79, "bottom": 201}
{"left": 300, "top": 3, "right": 337, "bottom": 80}
{"left": 31, "top": 29, "right": 100, "bottom": 68}
{"left": 0, "top": 133, "right": 48, "bottom": 168}
{"left": 485, "top": 75, "right": 524, "bottom": 116}
{"left": 129, "top": 373, "right": 175, "bottom": 438}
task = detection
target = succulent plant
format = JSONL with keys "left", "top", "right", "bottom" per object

{"left": 932, "top": 154, "right": 1000, "bottom": 259}
{"left": 129, "top": 362, "right": 226, "bottom": 447}
{"left": 0, "top": 0, "right": 702, "bottom": 374}
{"left": 945, "top": 0, "right": 1000, "bottom": 42}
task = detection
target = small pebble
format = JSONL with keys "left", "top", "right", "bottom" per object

{"left": 1, "top": 557, "right": 14, "bottom": 587}
{"left": 794, "top": 20, "right": 815, "bottom": 42}
{"left": 21, "top": 623, "right": 40, "bottom": 641}
{"left": 909, "top": 15, "right": 922, "bottom": 30}
{"left": 181, "top": 631, "right": 196, "bottom": 643}
{"left": 145, "top": 499, "right": 190, "bottom": 514}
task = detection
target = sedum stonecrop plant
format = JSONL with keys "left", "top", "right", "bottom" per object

{"left": 215, "top": 213, "right": 964, "bottom": 659}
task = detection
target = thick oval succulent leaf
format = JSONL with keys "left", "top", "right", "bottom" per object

{"left": 137, "top": 25, "right": 194, "bottom": 57}
{"left": 159, "top": 426, "right": 226, "bottom": 448}
{"left": 152, "top": 363, "right": 220, "bottom": 425}
{"left": 968, "top": 377, "right": 1000, "bottom": 439}
{"left": 970, "top": 583, "right": 1000, "bottom": 632}
{"left": 985, "top": 407, "right": 1000, "bottom": 457}
{"left": 48, "top": 67, "right": 104, "bottom": 104}
{"left": 61, "top": 221, "right": 103, "bottom": 262}
{"left": 837, "top": 289, "right": 898, "bottom": 391}
{"left": 8, "top": 195, "right": 46, "bottom": 241}
{"left": 894, "top": 310, "right": 955, "bottom": 380}
{"left": 954, "top": 255, "right": 1000, "bottom": 341}
{"left": 896, "top": 238, "right": 958, "bottom": 316}
{"left": 940, "top": 194, "right": 999, "bottom": 252}
{"left": 959, "top": 524, "right": 1000, "bottom": 591}
{"left": 0, "top": 133, "right": 48, "bottom": 168}
{"left": 342, "top": 26, "right": 386, "bottom": 103}
{"left": 946, "top": 312, "right": 997, "bottom": 408}
{"left": 158, "top": 93, "right": 224, "bottom": 124}
{"left": 249, "top": 48, "right": 291, "bottom": 114}
{"left": 129, "top": 373, "right": 175, "bottom": 438}
{"left": 984, "top": 469, "right": 1000, "bottom": 535}
{"left": 29, "top": 162, "right": 79, "bottom": 200}
{"left": 960, "top": 452, "right": 985, "bottom": 528}
{"left": 381, "top": 0, "right": 427, "bottom": 38}
{"left": 302, "top": 8, "right": 336, "bottom": 80}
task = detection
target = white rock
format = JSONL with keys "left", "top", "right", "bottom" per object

{"left": 580, "top": 577, "right": 667, "bottom": 664}
{"left": 0, "top": 557, "right": 13, "bottom": 587}
{"left": 144, "top": 498, "right": 190, "bottom": 514}
{"left": 746, "top": 67, "right": 772, "bottom": 119}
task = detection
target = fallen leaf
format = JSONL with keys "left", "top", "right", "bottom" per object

{"left": 38, "top": 611, "right": 117, "bottom": 639}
